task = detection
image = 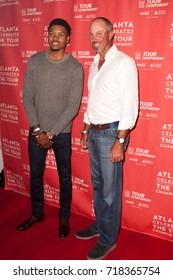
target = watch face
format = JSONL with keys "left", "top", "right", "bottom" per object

{"left": 119, "top": 138, "right": 124, "bottom": 143}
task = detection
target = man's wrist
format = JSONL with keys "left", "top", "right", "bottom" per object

{"left": 32, "top": 124, "right": 40, "bottom": 132}
{"left": 115, "top": 136, "right": 125, "bottom": 144}
{"left": 47, "top": 130, "right": 55, "bottom": 139}
{"left": 81, "top": 130, "right": 88, "bottom": 135}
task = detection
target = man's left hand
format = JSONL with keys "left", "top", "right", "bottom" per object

{"left": 110, "top": 141, "right": 124, "bottom": 163}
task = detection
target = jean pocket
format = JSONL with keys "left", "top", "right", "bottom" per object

{"left": 103, "top": 128, "right": 118, "bottom": 139}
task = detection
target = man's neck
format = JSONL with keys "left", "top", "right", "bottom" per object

{"left": 48, "top": 50, "right": 66, "bottom": 61}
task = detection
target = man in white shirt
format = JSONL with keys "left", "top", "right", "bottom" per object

{"left": 75, "top": 17, "right": 138, "bottom": 260}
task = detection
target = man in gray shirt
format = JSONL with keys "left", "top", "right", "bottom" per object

{"left": 17, "top": 18, "right": 84, "bottom": 238}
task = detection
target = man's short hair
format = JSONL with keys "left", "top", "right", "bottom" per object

{"left": 91, "top": 17, "right": 113, "bottom": 32}
{"left": 48, "top": 18, "right": 71, "bottom": 36}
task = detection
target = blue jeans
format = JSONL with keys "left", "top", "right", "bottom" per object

{"left": 28, "top": 129, "right": 72, "bottom": 219}
{"left": 88, "top": 124, "right": 129, "bottom": 245}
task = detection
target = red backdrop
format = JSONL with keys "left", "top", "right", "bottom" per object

{"left": 0, "top": 0, "right": 173, "bottom": 242}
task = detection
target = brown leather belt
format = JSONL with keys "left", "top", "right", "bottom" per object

{"left": 91, "top": 121, "right": 119, "bottom": 130}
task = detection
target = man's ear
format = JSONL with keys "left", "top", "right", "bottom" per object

{"left": 67, "top": 36, "right": 70, "bottom": 44}
{"left": 109, "top": 31, "right": 114, "bottom": 41}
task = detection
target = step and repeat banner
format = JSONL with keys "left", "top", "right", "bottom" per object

{"left": 0, "top": 0, "right": 173, "bottom": 242}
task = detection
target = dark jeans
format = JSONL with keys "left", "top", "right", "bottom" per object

{"left": 28, "top": 129, "right": 72, "bottom": 219}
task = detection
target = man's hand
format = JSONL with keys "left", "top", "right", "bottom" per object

{"left": 35, "top": 132, "right": 53, "bottom": 149}
{"left": 80, "top": 134, "right": 88, "bottom": 150}
{"left": 110, "top": 141, "right": 124, "bottom": 163}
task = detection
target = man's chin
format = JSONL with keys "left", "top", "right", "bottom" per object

{"left": 50, "top": 48, "right": 60, "bottom": 52}
{"left": 92, "top": 47, "right": 99, "bottom": 53}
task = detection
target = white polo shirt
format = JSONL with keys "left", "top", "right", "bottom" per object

{"left": 84, "top": 45, "right": 139, "bottom": 130}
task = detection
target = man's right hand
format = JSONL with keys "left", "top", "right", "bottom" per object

{"left": 80, "top": 134, "right": 88, "bottom": 150}
{"left": 35, "top": 132, "right": 53, "bottom": 149}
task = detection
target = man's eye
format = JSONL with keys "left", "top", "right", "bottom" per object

{"left": 48, "top": 32, "right": 66, "bottom": 37}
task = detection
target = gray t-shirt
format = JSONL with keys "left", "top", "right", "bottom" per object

{"left": 22, "top": 50, "right": 84, "bottom": 135}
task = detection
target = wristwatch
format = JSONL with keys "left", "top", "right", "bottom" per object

{"left": 116, "top": 136, "right": 125, "bottom": 144}
{"left": 46, "top": 131, "right": 54, "bottom": 139}
{"left": 81, "top": 130, "right": 88, "bottom": 135}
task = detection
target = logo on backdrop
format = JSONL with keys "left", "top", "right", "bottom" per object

{"left": 71, "top": 136, "right": 82, "bottom": 154}
{"left": 152, "top": 214, "right": 173, "bottom": 238}
{"left": 127, "top": 146, "right": 155, "bottom": 166}
{"left": 73, "top": 3, "right": 97, "bottom": 20}
{"left": 21, "top": 50, "right": 37, "bottom": 63}
{"left": 45, "top": 149, "right": 57, "bottom": 170}
{"left": 6, "top": 169, "right": 26, "bottom": 190}
{"left": 44, "top": 0, "right": 71, "bottom": 3}
{"left": 43, "top": 25, "right": 49, "bottom": 47}
{"left": 20, "top": 128, "right": 29, "bottom": 142}
{"left": 169, "top": 22, "right": 173, "bottom": 47}
{"left": 21, "top": 7, "right": 42, "bottom": 23}
{"left": 72, "top": 135, "right": 89, "bottom": 155}
{"left": 0, "top": 26, "right": 19, "bottom": 47}
{"left": 1, "top": 103, "right": 18, "bottom": 124}
{"left": 139, "top": 100, "right": 160, "bottom": 120}
{"left": 44, "top": 184, "right": 59, "bottom": 204}
{"left": 139, "top": 0, "right": 169, "bottom": 8}
{"left": 72, "top": 176, "right": 89, "bottom": 194}
{"left": 71, "top": 121, "right": 89, "bottom": 155}
{"left": 0, "top": 0, "right": 19, "bottom": 6}
{"left": 0, "top": 65, "right": 19, "bottom": 86}
{"left": 135, "top": 51, "right": 164, "bottom": 70}
{"left": 124, "top": 190, "right": 151, "bottom": 209}
{"left": 72, "top": 50, "right": 94, "bottom": 68}
{"left": 160, "top": 123, "right": 173, "bottom": 149}
{"left": 81, "top": 96, "right": 88, "bottom": 104}
{"left": 2, "top": 138, "right": 21, "bottom": 159}
{"left": 156, "top": 170, "right": 173, "bottom": 197}
{"left": 165, "top": 73, "right": 173, "bottom": 99}
{"left": 113, "top": 22, "right": 134, "bottom": 47}
{"left": 23, "top": 163, "right": 30, "bottom": 176}
{"left": 79, "top": 96, "right": 87, "bottom": 113}
{"left": 138, "top": 0, "right": 169, "bottom": 18}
